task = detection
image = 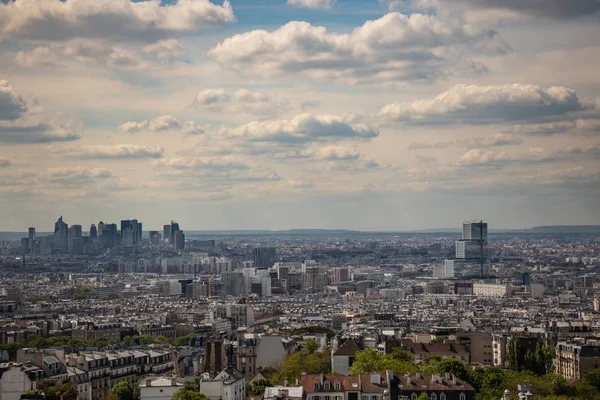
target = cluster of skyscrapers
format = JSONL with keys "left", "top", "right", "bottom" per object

{"left": 20, "top": 217, "right": 185, "bottom": 255}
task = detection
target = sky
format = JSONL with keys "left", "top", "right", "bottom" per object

{"left": 0, "top": 0, "right": 599, "bottom": 232}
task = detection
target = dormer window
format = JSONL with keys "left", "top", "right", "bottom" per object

{"left": 314, "top": 383, "right": 320, "bottom": 391}
{"left": 325, "top": 383, "right": 330, "bottom": 391}
{"left": 334, "top": 383, "right": 340, "bottom": 391}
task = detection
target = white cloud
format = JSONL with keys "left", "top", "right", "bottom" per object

{"left": 227, "top": 113, "right": 378, "bottom": 144}
{"left": 49, "top": 144, "right": 164, "bottom": 159}
{"left": 181, "top": 121, "right": 208, "bottom": 135}
{"left": 378, "top": 84, "right": 588, "bottom": 125}
{"left": 0, "top": 0, "right": 235, "bottom": 42}
{"left": 287, "top": 0, "right": 333, "bottom": 9}
{"left": 119, "top": 120, "right": 148, "bottom": 133}
{"left": 143, "top": 39, "right": 184, "bottom": 59}
{"left": 208, "top": 12, "right": 508, "bottom": 84}
{"left": 149, "top": 115, "right": 180, "bottom": 131}
{"left": 456, "top": 144, "right": 600, "bottom": 166}
{"left": 192, "top": 88, "right": 289, "bottom": 116}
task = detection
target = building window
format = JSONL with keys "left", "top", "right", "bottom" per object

{"left": 315, "top": 384, "right": 320, "bottom": 391}
{"left": 459, "top": 394, "right": 466, "bottom": 400}
{"left": 411, "top": 394, "right": 417, "bottom": 400}
{"left": 373, "top": 396, "right": 378, "bottom": 400}
{"left": 431, "top": 394, "right": 437, "bottom": 400}
{"left": 363, "top": 396, "right": 368, "bottom": 400}
{"left": 335, "top": 383, "right": 341, "bottom": 391}
{"left": 440, "top": 394, "right": 446, "bottom": 400}
{"left": 325, "top": 383, "right": 331, "bottom": 391}
{"left": 326, "top": 396, "right": 330, "bottom": 400}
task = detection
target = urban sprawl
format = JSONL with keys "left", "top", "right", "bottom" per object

{"left": 0, "top": 219, "right": 599, "bottom": 400}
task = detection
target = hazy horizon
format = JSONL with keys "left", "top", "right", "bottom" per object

{"left": 1, "top": 0, "right": 599, "bottom": 231}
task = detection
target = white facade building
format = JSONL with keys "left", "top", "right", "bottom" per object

{"left": 473, "top": 283, "right": 509, "bottom": 297}
{"left": 199, "top": 368, "right": 245, "bottom": 400}
{"left": 139, "top": 377, "right": 184, "bottom": 400}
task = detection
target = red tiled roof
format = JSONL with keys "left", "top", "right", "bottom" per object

{"left": 396, "top": 374, "right": 475, "bottom": 392}
{"left": 299, "top": 374, "right": 387, "bottom": 394}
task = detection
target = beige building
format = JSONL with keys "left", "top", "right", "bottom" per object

{"left": 556, "top": 341, "right": 600, "bottom": 381}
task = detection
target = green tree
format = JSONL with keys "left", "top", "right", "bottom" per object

{"left": 123, "top": 336, "right": 133, "bottom": 345}
{"left": 171, "top": 387, "right": 208, "bottom": 400}
{"left": 349, "top": 349, "right": 382, "bottom": 375}
{"left": 247, "top": 379, "right": 269, "bottom": 396}
{"left": 270, "top": 348, "right": 331, "bottom": 384}
{"left": 134, "top": 335, "right": 155, "bottom": 344}
{"left": 73, "top": 286, "right": 92, "bottom": 300}
{"left": 416, "top": 393, "right": 430, "bottom": 400}
{"left": 112, "top": 382, "right": 134, "bottom": 400}
{"left": 173, "top": 334, "right": 200, "bottom": 347}
{"left": 156, "top": 336, "right": 172, "bottom": 344}
{"left": 304, "top": 338, "right": 318, "bottom": 355}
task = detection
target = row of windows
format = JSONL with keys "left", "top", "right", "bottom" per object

{"left": 403, "top": 393, "right": 466, "bottom": 400}
{"left": 313, "top": 383, "right": 341, "bottom": 391}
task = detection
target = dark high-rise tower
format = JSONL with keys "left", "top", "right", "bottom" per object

{"left": 163, "top": 225, "right": 171, "bottom": 244}
{"left": 170, "top": 221, "right": 180, "bottom": 245}
{"left": 54, "top": 216, "right": 69, "bottom": 253}
{"left": 90, "top": 224, "right": 98, "bottom": 239}
{"left": 121, "top": 219, "right": 142, "bottom": 245}
{"left": 253, "top": 247, "right": 276, "bottom": 269}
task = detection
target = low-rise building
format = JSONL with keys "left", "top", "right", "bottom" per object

{"left": 139, "top": 376, "right": 184, "bottom": 400}
{"left": 199, "top": 367, "right": 245, "bottom": 400}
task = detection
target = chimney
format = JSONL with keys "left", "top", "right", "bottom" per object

{"left": 503, "top": 390, "right": 510, "bottom": 400}
{"left": 526, "top": 391, "right": 533, "bottom": 400}
{"left": 370, "top": 374, "right": 381, "bottom": 385}
{"left": 320, "top": 374, "right": 324, "bottom": 385}
{"left": 146, "top": 378, "right": 152, "bottom": 387}
{"left": 405, "top": 374, "right": 411, "bottom": 385}
{"left": 171, "top": 378, "right": 177, "bottom": 386}
{"left": 296, "top": 378, "right": 299, "bottom": 386}
{"left": 284, "top": 378, "right": 288, "bottom": 387}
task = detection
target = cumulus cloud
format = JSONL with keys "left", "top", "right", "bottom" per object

{"left": 149, "top": 115, "right": 180, "bottom": 131}
{"left": 0, "top": 0, "right": 235, "bottom": 42}
{"left": 408, "top": 134, "right": 524, "bottom": 149}
{"left": 191, "top": 88, "right": 289, "bottom": 116}
{"left": 287, "top": 0, "right": 333, "bottom": 9}
{"left": 45, "top": 167, "right": 113, "bottom": 184}
{"left": 119, "top": 120, "right": 147, "bottom": 133}
{"left": 208, "top": 12, "right": 508, "bottom": 84}
{"left": 0, "top": 80, "right": 28, "bottom": 120}
{"left": 227, "top": 113, "right": 378, "bottom": 144}
{"left": 181, "top": 121, "right": 208, "bottom": 135}
{"left": 378, "top": 84, "right": 588, "bottom": 125}
{"left": 48, "top": 144, "right": 163, "bottom": 159}
{"left": 62, "top": 40, "right": 147, "bottom": 70}
{"left": 143, "top": 39, "right": 184, "bottom": 59}
{"left": 0, "top": 81, "right": 82, "bottom": 144}
{"left": 456, "top": 144, "right": 600, "bottom": 166}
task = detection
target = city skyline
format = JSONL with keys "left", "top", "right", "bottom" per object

{"left": 1, "top": 0, "right": 600, "bottom": 230}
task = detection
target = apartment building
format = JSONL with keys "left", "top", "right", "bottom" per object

{"left": 556, "top": 341, "right": 600, "bottom": 381}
